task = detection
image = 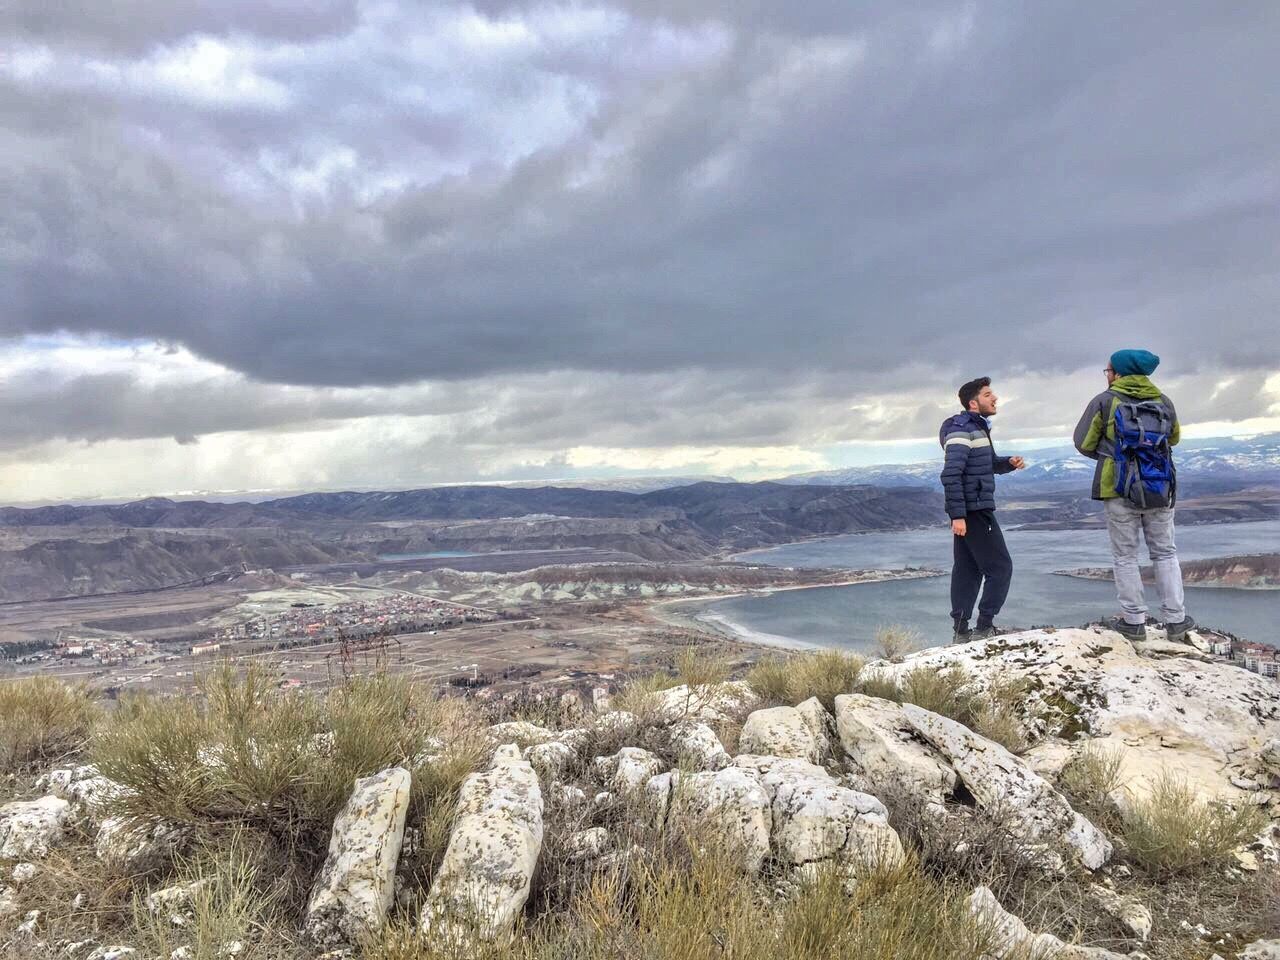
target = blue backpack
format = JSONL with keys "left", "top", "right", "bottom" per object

{"left": 1113, "top": 399, "right": 1176, "bottom": 508}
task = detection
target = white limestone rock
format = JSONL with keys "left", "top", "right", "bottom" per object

{"left": 738, "top": 706, "right": 819, "bottom": 762}
{"left": 903, "top": 705, "right": 1112, "bottom": 870}
{"left": 872, "top": 628, "right": 1280, "bottom": 806}
{"left": 305, "top": 766, "right": 411, "bottom": 948}
{"left": 594, "top": 747, "right": 664, "bottom": 793}
{"left": 669, "top": 721, "right": 730, "bottom": 771}
{"left": 834, "top": 693, "right": 957, "bottom": 804}
{"left": 669, "top": 766, "right": 773, "bottom": 874}
{"left": 565, "top": 827, "right": 609, "bottom": 859}
{"left": 1089, "top": 883, "right": 1152, "bottom": 942}
{"left": 85, "top": 948, "right": 136, "bottom": 960}
{"left": 421, "top": 746, "right": 543, "bottom": 942}
{"left": 969, "top": 886, "right": 1128, "bottom": 959}
{"left": 0, "top": 885, "right": 18, "bottom": 919}
{"left": 733, "top": 755, "right": 904, "bottom": 873}
{"left": 95, "top": 817, "right": 187, "bottom": 873}
{"left": 11, "top": 862, "right": 38, "bottom": 885}
{"left": 651, "top": 682, "right": 757, "bottom": 723}
{"left": 146, "top": 879, "right": 209, "bottom": 925}
{"left": 794, "top": 697, "right": 836, "bottom": 763}
{"left": 0, "top": 796, "right": 72, "bottom": 860}
{"left": 523, "top": 741, "right": 576, "bottom": 782}
{"left": 1240, "top": 940, "right": 1280, "bottom": 960}
{"left": 487, "top": 721, "right": 556, "bottom": 746}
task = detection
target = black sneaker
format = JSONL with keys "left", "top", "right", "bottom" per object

{"left": 953, "top": 618, "right": 971, "bottom": 641}
{"left": 1164, "top": 615, "right": 1196, "bottom": 642}
{"left": 971, "top": 621, "right": 997, "bottom": 640}
{"left": 1105, "top": 617, "right": 1146, "bottom": 640}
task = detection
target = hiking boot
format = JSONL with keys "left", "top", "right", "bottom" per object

{"left": 1164, "top": 615, "right": 1196, "bottom": 642}
{"left": 1105, "top": 617, "right": 1146, "bottom": 640}
{"left": 952, "top": 618, "right": 971, "bottom": 642}
{"left": 971, "top": 619, "right": 997, "bottom": 640}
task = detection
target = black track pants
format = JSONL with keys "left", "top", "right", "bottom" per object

{"left": 950, "top": 510, "right": 1013, "bottom": 623}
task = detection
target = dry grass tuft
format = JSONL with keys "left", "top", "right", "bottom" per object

{"left": 0, "top": 676, "right": 99, "bottom": 775}
{"left": 1119, "top": 774, "right": 1268, "bottom": 876}
{"left": 874, "top": 625, "right": 923, "bottom": 663}
{"left": 1056, "top": 743, "right": 1126, "bottom": 819}
{"left": 91, "top": 665, "right": 485, "bottom": 909}
{"left": 745, "top": 649, "right": 865, "bottom": 711}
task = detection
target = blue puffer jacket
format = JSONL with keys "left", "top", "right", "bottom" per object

{"left": 939, "top": 412, "right": 1015, "bottom": 519}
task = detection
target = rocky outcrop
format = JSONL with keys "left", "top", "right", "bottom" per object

{"left": 1089, "top": 883, "right": 1152, "bottom": 942}
{"left": 305, "top": 766, "right": 411, "bottom": 948}
{"left": 903, "top": 705, "right": 1111, "bottom": 870}
{"left": 834, "top": 693, "right": 957, "bottom": 805}
{"left": 0, "top": 797, "right": 72, "bottom": 860}
{"left": 872, "top": 627, "right": 1280, "bottom": 805}
{"left": 421, "top": 745, "right": 543, "bottom": 942}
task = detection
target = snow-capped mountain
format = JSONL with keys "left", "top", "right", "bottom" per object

{"left": 777, "top": 433, "right": 1280, "bottom": 491}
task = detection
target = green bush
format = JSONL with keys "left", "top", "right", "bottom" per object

{"left": 0, "top": 676, "right": 99, "bottom": 775}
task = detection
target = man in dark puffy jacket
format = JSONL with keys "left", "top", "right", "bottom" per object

{"left": 940, "top": 377, "right": 1026, "bottom": 639}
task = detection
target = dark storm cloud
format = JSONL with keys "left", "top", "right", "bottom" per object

{"left": 4, "top": 1, "right": 1279, "bottom": 396}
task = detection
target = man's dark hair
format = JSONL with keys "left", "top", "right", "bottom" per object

{"left": 958, "top": 376, "right": 991, "bottom": 411}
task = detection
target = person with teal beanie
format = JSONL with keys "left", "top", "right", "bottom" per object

{"left": 1073, "top": 348, "right": 1193, "bottom": 641}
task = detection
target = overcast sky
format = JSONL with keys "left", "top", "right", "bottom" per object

{"left": 2, "top": 1, "right": 1278, "bottom": 503}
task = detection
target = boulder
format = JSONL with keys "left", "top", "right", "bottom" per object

{"left": 96, "top": 817, "right": 187, "bottom": 873}
{"left": 652, "top": 682, "right": 757, "bottom": 723}
{"left": 594, "top": 748, "right": 664, "bottom": 793}
{"left": 305, "top": 766, "right": 411, "bottom": 948}
{"left": 421, "top": 745, "right": 543, "bottom": 942}
{"left": 739, "top": 707, "right": 819, "bottom": 762}
{"left": 0, "top": 796, "right": 72, "bottom": 860}
{"left": 487, "top": 721, "right": 556, "bottom": 746}
{"left": 669, "top": 721, "right": 730, "bottom": 771}
{"left": 969, "top": 886, "right": 1128, "bottom": 959}
{"left": 734, "top": 755, "right": 904, "bottom": 873}
{"left": 834, "top": 693, "right": 957, "bottom": 804}
{"left": 668, "top": 766, "right": 772, "bottom": 873}
{"left": 903, "top": 705, "right": 1111, "bottom": 870}
{"left": 523, "top": 741, "right": 576, "bottom": 782}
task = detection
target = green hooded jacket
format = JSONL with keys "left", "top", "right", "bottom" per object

{"left": 1072, "top": 375, "right": 1181, "bottom": 500}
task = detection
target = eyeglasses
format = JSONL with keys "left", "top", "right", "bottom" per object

{"left": 1103, "top": 367, "right": 1115, "bottom": 375}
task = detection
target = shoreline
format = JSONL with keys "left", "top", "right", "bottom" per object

{"left": 645, "top": 569, "right": 943, "bottom": 652}
{"left": 1053, "top": 569, "right": 1280, "bottom": 591}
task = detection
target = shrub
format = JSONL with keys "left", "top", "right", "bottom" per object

{"left": 92, "top": 665, "right": 485, "bottom": 904}
{"left": 0, "top": 677, "right": 99, "bottom": 774}
{"left": 746, "top": 649, "right": 865, "bottom": 711}
{"left": 874, "top": 625, "right": 923, "bottom": 662}
{"left": 1120, "top": 774, "right": 1267, "bottom": 876}
{"left": 1057, "top": 743, "right": 1126, "bottom": 816}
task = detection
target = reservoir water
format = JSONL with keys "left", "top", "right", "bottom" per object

{"left": 696, "top": 520, "right": 1280, "bottom": 653}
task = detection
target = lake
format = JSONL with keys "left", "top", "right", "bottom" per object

{"left": 694, "top": 520, "right": 1280, "bottom": 653}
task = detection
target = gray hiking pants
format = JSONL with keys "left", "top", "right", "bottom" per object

{"left": 1104, "top": 498, "right": 1185, "bottom": 625}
